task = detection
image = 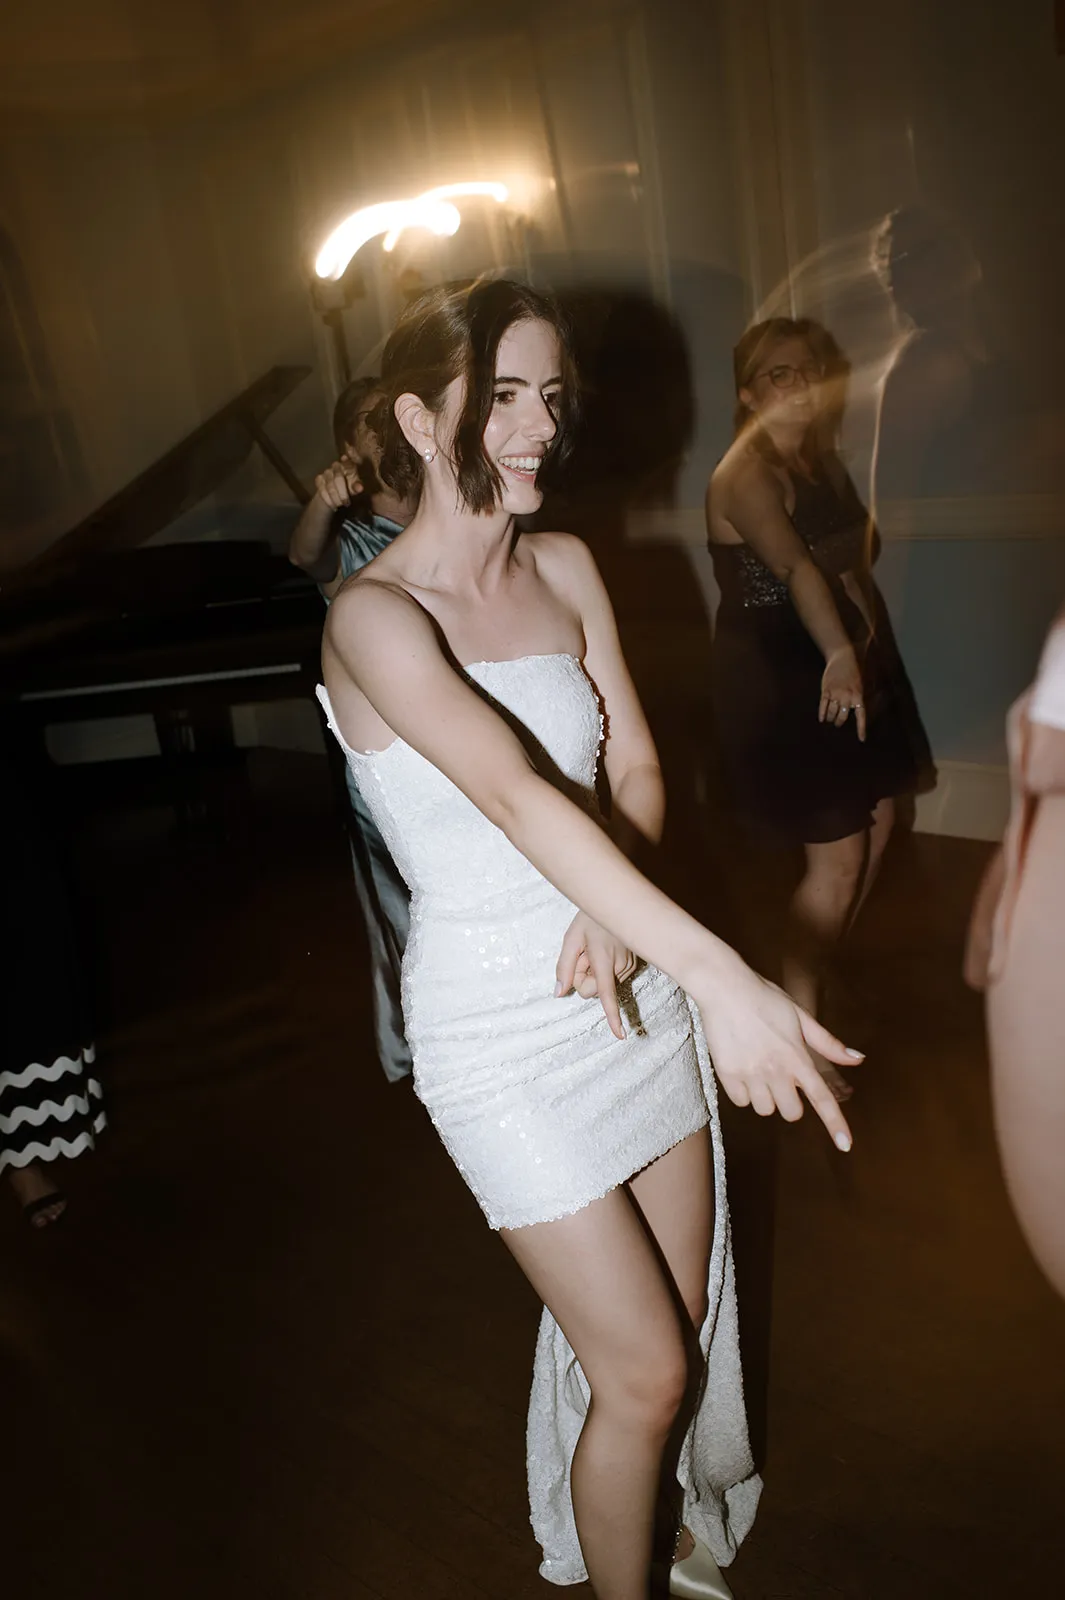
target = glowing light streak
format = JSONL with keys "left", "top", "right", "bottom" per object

{"left": 315, "top": 182, "right": 509, "bottom": 280}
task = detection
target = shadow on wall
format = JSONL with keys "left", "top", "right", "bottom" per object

{"left": 535, "top": 260, "right": 748, "bottom": 513}
{"left": 553, "top": 285, "right": 696, "bottom": 509}
{"left": 533, "top": 284, "right": 742, "bottom": 939}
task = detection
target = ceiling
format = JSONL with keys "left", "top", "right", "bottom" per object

{"left": 0, "top": 0, "right": 486, "bottom": 119}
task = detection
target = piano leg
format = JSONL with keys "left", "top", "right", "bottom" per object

{"left": 154, "top": 706, "right": 248, "bottom": 828}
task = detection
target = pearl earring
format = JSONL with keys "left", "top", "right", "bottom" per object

{"left": 424, "top": 448, "right": 434, "bottom": 463}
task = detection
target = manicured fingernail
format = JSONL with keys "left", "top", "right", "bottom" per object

{"left": 835, "top": 1131, "right": 852, "bottom": 1152}
{"left": 554, "top": 981, "right": 563, "bottom": 997}
{"left": 845, "top": 1048, "right": 864, "bottom": 1060}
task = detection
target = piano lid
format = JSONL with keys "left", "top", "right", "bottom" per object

{"left": 17, "top": 363, "right": 313, "bottom": 590}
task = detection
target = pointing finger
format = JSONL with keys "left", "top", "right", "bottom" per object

{"left": 800, "top": 1063, "right": 853, "bottom": 1152}
{"left": 592, "top": 953, "right": 624, "bottom": 1041}
{"left": 799, "top": 1012, "right": 864, "bottom": 1070}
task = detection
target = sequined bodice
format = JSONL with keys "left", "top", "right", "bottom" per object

{"left": 711, "top": 469, "right": 869, "bottom": 611}
{"left": 316, "top": 653, "right": 601, "bottom": 919}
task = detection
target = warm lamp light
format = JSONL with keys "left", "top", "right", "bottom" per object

{"left": 315, "top": 181, "right": 509, "bottom": 280}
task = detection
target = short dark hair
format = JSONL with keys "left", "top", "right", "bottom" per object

{"left": 377, "top": 276, "right": 580, "bottom": 515}
{"left": 332, "top": 374, "right": 381, "bottom": 456}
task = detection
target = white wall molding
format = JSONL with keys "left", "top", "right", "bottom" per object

{"left": 874, "top": 495, "right": 1065, "bottom": 542}
{"left": 913, "top": 760, "right": 1010, "bottom": 843}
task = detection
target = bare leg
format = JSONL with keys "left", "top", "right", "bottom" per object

{"left": 846, "top": 796, "right": 895, "bottom": 933}
{"left": 626, "top": 1130, "right": 714, "bottom": 1561}
{"left": 783, "top": 830, "right": 866, "bottom": 1099}
{"left": 627, "top": 1128, "right": 713, "bottom": 1338}
{"left": 502, "top": 1156, "right": 701, "bottom": 1600}
{"left": 987, "top": 794, "right": 1065, "bottom": 1298}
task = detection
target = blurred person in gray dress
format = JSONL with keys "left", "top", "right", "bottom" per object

{"left": 289, "top": 379, "right": 415, "bottom": 1081}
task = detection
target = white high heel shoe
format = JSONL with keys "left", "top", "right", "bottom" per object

{"left": 669, "top": 1528, "right": 735, "bottom": 1599}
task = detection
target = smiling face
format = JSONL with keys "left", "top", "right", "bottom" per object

{"left": 429, "top": 316, "right": 562, "bottom": 516}
{"left": 738, "top": 333, "right": 823, "bottom": 434}
{"left": 483, "top": 318, "right": 562, "bottom": 513}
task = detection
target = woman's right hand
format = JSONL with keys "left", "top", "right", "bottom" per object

{"left": 314, "top": 455, "right": 363, "bottom": 511}
{"left": 694, "top": 957, "right": 859, "bottom": 1151}
{"left": 820, "top": 645, "right": 867, "bottom": 741}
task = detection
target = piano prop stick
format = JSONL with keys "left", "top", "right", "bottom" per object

{"left": 1, "top": 366, "right": 329, "bottom": 825}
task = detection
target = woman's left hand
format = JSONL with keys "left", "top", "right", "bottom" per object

{"left": 555, "top": 913, "right": 639, "bottom": 1040}
{"left": 820, "top": 645, "right": 867, "bottom": 740}
{"left": 691, "top": 957, "right": 857, "bottom": 1151}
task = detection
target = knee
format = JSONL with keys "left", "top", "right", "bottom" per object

{"left": 595, "top": 1342, "right": 689, "bottom": 1436}
{"left": 799, "top": 845, "right": 865, "bottom": 918}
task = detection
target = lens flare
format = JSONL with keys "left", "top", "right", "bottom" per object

{"left": 315, "top": 182, "right": 509, "bottom": 279}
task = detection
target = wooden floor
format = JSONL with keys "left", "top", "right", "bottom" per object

{"left": 3, "top": 746, "right": 1064, "bottom": 1600}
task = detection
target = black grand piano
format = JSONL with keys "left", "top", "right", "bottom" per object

{"left": 0, "top": 365, "right": 331, "bottom": 812}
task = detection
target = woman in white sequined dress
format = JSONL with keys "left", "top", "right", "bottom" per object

{"left": 319, "top": 279, "right": 859, "bottom": 1600}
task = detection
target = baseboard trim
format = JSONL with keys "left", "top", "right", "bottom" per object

{"left": 914, "top": 760, "right": 1010, "bottom": 842}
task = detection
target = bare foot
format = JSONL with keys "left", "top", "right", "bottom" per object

{"left": 8, "top": 1162, "right": 67, "bottom": 1227}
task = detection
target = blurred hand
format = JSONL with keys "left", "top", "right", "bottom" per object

{"left": 555, "top": 912, "right": 639, "bottom": 1041}
{"left": 1026, "top": 721, "right": 1065, "bottom": 796}
{"left": 692, "top": 956, "right": 858, "bottom": 1152}
{"left": 820, "top": 646, "right": 867, "bottom": 741}
{"left": 314, "top": 455, "right": 363, "bottom": 511}
{"left": 963, "top": 844, "right": 1006, "bottom": 993}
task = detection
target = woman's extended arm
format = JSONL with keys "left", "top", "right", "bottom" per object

{"left": 323, "top": 579, "right": 858, "bottom": 1149}
{"left": 719, "top": 458, "right": 867, "bottom": 738}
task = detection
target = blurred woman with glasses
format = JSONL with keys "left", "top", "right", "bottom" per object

{"left": 706, "top": 318, "right": 933, "bottom": 1099}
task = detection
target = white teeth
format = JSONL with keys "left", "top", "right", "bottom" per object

{"left": 499, "top": 455, "right": 541, "bottom": 472}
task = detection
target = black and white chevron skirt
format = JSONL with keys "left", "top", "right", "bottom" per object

{"left": 1, "top": 751, "right": 106, "bottom": 1176}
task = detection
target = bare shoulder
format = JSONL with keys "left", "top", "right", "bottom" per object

{"left": 708, "top": 444, "right": 784, "bottom": 540}
{"left": 715, "top": 442, "right": 779, "bottom": 500}
{"left": 884, "top": 333, "right": 973, "bottom": 418}
{"left": 523, "top": 528, "right": 601, "bottom": 591}
{"left": 324, "top": 570, "right": 432, "bottom": 662}
{"left": 327, "top": 568, "right": 408, "bottom": 625}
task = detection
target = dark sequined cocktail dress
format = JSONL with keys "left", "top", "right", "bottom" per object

{"left": 710, "top": 469, "right": 934, "bottom": 844}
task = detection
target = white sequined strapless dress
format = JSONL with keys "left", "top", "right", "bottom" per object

{"left": 317, "top": 654, "right": 761, "bottom": 1579}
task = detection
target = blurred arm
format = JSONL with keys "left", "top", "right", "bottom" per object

{"left": 288, "top": 493, "right": 341, "bottom": 588}
{"left": 289, "top": 457, "right": 364, "bottom": 593}
{"left": 724, "top": 458, "right": 856, "bottom": 666}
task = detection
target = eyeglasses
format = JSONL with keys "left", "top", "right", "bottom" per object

{"left": 754, "top": 360, "right": 823, "bottom": 390}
